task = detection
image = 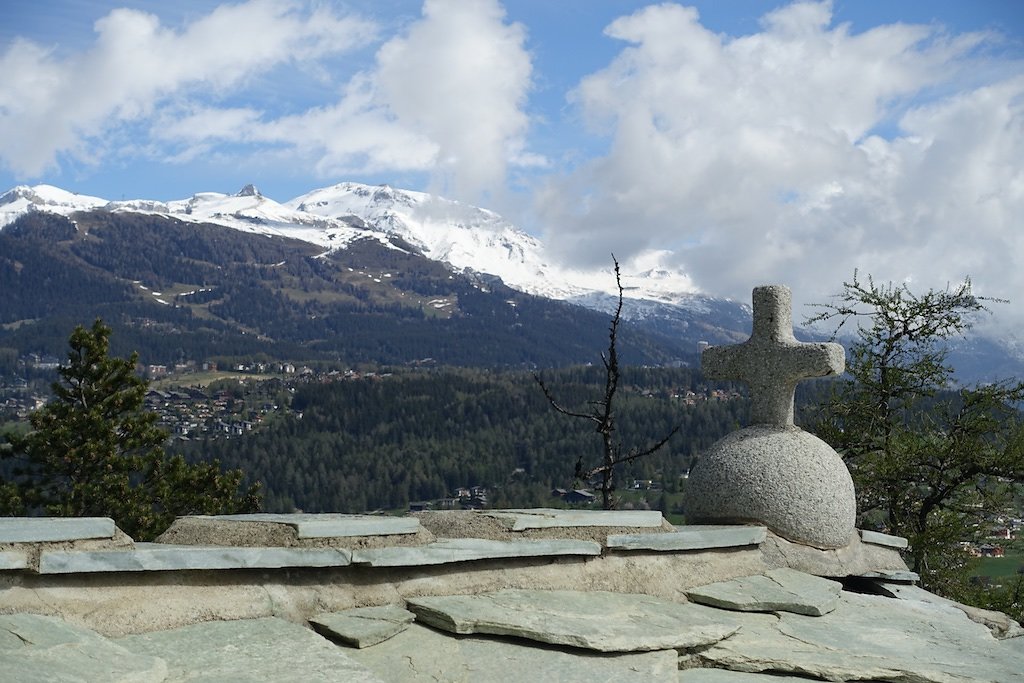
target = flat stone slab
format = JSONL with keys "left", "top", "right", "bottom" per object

{"left": 686, "top": 568, "right": 842, "bottom": 616}
{"left": 857, "top": 568, "right": 920, "bottom": 582}
{"left": 348, "top": 623, "right": 679, "bottom": 682}
{"left": 860, "top": 529, "right": 909, "bottom": 549}
{"left": 479, "top": 508, "right": 664, "bottom": 531}
{"left": 407, "top": 589, "right": 742, "bottom": 653}
{"left": 682, "top": 671, "right": 818, "bottom": 682}
{"left": 692, "top": 591, "right": 1024, "bottom": 682}
{"left": 1, "top": 613, "right": 167, "bottom": 682}
{"left": 192, "top": 513, "right": 420, "bottom": 537}
{"left": 608, "top": 525, "right": 766, "bottom": 551}
{"left": 351, "top": 538, "right": 600, "bottom": 567}
{"left": 0, "top": 517, "right": 116, "bottom": 543}
{"left": 0, "top": 550, "right": 28, "bottom": 570}
{"left": 38, "top": 543, "right": 352, "bottom": 574}
{"left": 310, "top": 606, "right": 415, "bottom": 648}
{"left": 118, "top": 616, "right": 384, "bottom": 682}
{"left": 877, "top": 582, "right": 1024, "bottom": 639}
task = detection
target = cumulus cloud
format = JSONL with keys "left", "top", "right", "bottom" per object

{"left": 537, "top": 1, "right": 1024, "bottom": 331}
{"left": 30, "top": 0, "right": 538, "bottom": 205}
{"left": 375, "top": 0, "right": 534, "bottom": 200}
{"left": 0, "top": 0, "right": 376, "bottom": 177}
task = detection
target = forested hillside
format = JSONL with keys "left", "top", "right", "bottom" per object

{"left": 0, "top": 211, "right": 699, "bottom": 368}
{"left": 172, "top": 366, "right": 756, "bottom": 512}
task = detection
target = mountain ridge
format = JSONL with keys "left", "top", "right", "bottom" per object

{"left": 2, "top": 181, "right": 1020, "bottom": 382}
{"left": 0, "top": 181, "right": 713, "bottom": 319}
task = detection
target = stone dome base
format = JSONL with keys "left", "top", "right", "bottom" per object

{"left": 685, "top": 426, "right": 856, "bottom": 549}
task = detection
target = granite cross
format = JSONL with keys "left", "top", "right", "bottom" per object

{"left": 702, "top": 285, "right": 844, "bottom": 427}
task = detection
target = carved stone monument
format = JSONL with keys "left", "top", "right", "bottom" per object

{"left": 685, "top": 285, "right": 857, "bottom": 549}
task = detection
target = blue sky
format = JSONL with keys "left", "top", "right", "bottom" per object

{"left": 2, "top": 1, "right": 1023, "bottom": 333}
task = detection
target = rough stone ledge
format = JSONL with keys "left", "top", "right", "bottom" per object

{"left": 856, "top": 569, "right": 921, "bottom": 583}
{"left": 860, "top": 529, "right": 909, "bottom": 549}
{"left": 479, "top": 509, "right": 664, "bottom": 531}
{"left": 37, "top": 544, "right": 354, "bottom": 574}
{"left": 179, "top": 513, "right": 421, "bottom": 539}
{"left": 0, "top": 517, "right": 116, "bottom": 543}
{"left": 607, "top": 525, "right": 767, "bottom": 552}
{"left": 350, "top": 538, "right": 602, "bottom": 567}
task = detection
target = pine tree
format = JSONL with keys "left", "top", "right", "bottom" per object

{"left": 2, "top": 319, "right": 260, "bottom": 540}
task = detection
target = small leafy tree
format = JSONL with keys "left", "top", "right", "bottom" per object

{"left": 1, "top": 319, "right": 261, "bottom": 540}
{"left": 535, "top": 257, "right": 678, "bottom": 509}
{"left": 808, "top": 272, "right": 1024, "bottom": 603}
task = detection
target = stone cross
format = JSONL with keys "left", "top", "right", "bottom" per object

{"left": 703, "top": 285, "right": 844, "bottom": 427}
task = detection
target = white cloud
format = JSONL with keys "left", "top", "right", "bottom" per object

{"left": 375, "top": 0, "right": 535, "bottom": 201}
{"left": 0, "top": 0, "right": 376, "bottom": 176}
{"left": 62, "top": 0, "right": 538, "bottom": 205}
{"left": 537, "top": 1, "right": 1024, "bottom": 332}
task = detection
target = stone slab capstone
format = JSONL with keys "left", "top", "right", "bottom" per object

{"left": 479, "top": 508, "right": 664, "bottom": 531}
{"left": 407, "top": 589, "right": 743, "bottom": 653}
{"left": 607, "top": 525, "right": 766, "bottom": 551}
{"left": 686, "top": 567, "right": 842, "bottom": 616}
{"left": 37, "top": 543, "right": 352, "bottom": 574}
{"left": 860, "top": 529, "right": 910, "bottom": 549}
{"left": 189, "top": 513, "right": 420, "bottom": 537}
{"left": 310, "top": 606, "right": 415, "bottom": 648}
{"left": 0, "top": 517, "right": 116, "bottom": 543}
{"left": 350, "top": 538, "right": 600, "bottom": 567}
{"left": 0, "top": 550, "right": 28, "bottom": 571}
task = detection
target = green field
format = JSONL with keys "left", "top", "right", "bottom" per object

{"left": 973, "top": 553, "right": 1024, "bottom": 578}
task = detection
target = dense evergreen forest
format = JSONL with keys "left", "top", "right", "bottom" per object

{"left": 172, "top": 366, "right": 767, "bottom": 513}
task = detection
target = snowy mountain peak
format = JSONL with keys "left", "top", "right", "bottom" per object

{"left": 0, "top": 184, "right": 108, "bottom": 228}
{"left": 0, "top": 180, "right": 702, "bottom": 317}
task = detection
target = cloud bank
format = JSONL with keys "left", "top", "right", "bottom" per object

{"left": 536, "top": 2, "right": 1024, "bottom": 333}
{"left": 0, "top": 0, "right": 535, "bottom": 206}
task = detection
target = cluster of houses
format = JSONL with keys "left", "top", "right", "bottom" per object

{"left": 144, "top": 386, "right": 282, "bottom": 439}
{"left": 960, "top": 516, "right": 1023, "bottom": 559}
{"left": 409, "top": 486, "right": 489, "bottom": 512}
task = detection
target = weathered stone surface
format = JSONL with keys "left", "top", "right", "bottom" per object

{"left": 688, "top": 285, "right": 856, "bottom": 549}
{"left": 694, "top": 591, "right": 1024, "bottom": 682}
{"left": 607, "top": 525, "right": 766, "bottom": 552}
{"left": 191, "top": 512, "right": 420, "bottom": 537}
{"left": 0, "top": 613, "right": 167, "bottom": 682}
{"left": 857, "top": 568, "right": 920, "bottom": 582}
{"left": 480, "top": 508, "right": 664, "bottom": 531}
{"left": 348, "top": 622, "right": 679, "bottom": 682}
{"left": 860, "top": 529, "right": 909, "bottom": 549}
{"left": 0, "top": 550, "right": 28, "bottom": 570}
{"left": 680, "top": 670, "right": 816, "bottom": 682}
{"left": 702, "top": 285, "right": 845, "bottom": 427}
{"left": 686, "top": 426, "right": 857, "bottom": 549}
{"left": 686, "top": 568, "right": 841, "bottom": 616}
{"left": 117, "top": 616, "right": 384, "bottom": 682}
{"left": 310, "top": 605, "right": 415, "bottom": 648}
{"left": 38, "top": 543, "right": 352, "bottom": 573}
{"left": 758, "top": 528, "right": 910, "bottom": 578}
{"left": 0, "top": 517, "right": 116, "bottom": 543}
{"left": 878, "top": 582, "right": 1024, "bottom": 639}
{"left": 351, "top": 538, "right": 600, "bottom": 567}
{"left": 408, "top": 589, "right": 741, "bottom": 653}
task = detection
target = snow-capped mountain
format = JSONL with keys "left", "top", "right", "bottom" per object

{"left": 0, "top": 181, "right": 712, "bottom": 322}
